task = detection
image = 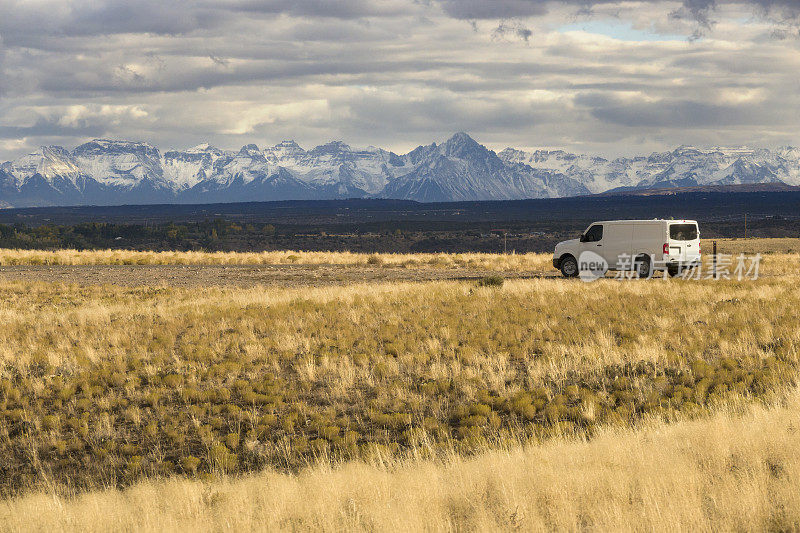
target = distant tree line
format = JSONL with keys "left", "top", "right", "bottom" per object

{"left": 0, "top": 219, "right": 562, "bottom": 253}
{"left": 0, "top": 215, "right": 796, "bottom": 254}
{"left": 0, "top": 220, "right": 277, "bottom": 252}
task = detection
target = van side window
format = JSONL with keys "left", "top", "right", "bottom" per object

{"left": 584, "top": 225, "right": 603, "bottom": 242}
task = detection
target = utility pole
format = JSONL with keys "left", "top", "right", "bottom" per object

{"left": 713, "top": 240, "right": 717, "bottom": 279}
{"left": 490, "top": 229, "right": 508, "bottom": 254}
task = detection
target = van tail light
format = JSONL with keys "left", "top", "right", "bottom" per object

{"left": 663, "top": 243, "right": 669, "bottom": 255}
{"left": 698, "top": 243, "right": 701, "bottom": 254}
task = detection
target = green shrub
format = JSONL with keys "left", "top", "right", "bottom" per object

{"left": 224, "top": 432, "right": 240, "bottom": 450}
{"left": 209, "top": 444, "right": 238, "bottom": 473}
{"left": 180, "top": 456, "right": 201, "bottom": 475}
{"left": 41, "top": 415, "right": 59, "bottom": 431}
{"left": 476, "top": 276, "right": 504, "bottom": 288}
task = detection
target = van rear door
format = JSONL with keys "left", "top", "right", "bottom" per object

{"left": 668, "top": 223, "right": 699, "bottom": 262}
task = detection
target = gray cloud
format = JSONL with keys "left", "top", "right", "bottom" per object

{"left": 441, "top": 0, "right": 800, "bottom": 28}
{"left": 0, "top": 35, "right": 7, "bottom": 97}
{"left": 575, "top": 93, "right": 784, "bottom": 128}
{"left": 208, "top": 54, "right": 230, "bottom": 67}
{"left": 3, "top": 1, "right": 799, "bottom": 41}
{"left": 0, "top": 1, "right": 222, "bottom": 49}
{"left": 0, "top": 119, "right": 106, "bottom": 140}
{"left": 1, "top": 0, "right": 799, "bottom": 160}
{"left": 492, "top": 20, "right": 534, "bottom": 42}
{"left": 228, "top": 0, "right": 411, "bottom": 18}
{"left": 439, "top": 0, "right": 549, "bottom": 19}
{"left": 670, "top": 0, "right": 716, "bottom": 40}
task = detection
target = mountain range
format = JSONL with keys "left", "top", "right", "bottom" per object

{"left": 1, "top": 132, "right": 799, "bottom": 207}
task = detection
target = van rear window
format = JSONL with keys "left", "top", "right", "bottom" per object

{"left": 670, "top": 224, "right": 698, "bottom": 241}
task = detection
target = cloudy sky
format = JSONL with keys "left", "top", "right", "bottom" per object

{"left": 1, "top": 0, "right": 799, "bottom": 159}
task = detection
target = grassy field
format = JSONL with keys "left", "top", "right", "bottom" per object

{"left": 706, "top": 237, "right": 800, "bottom": 255}
{"left": 0, "top": 241, "right": 798, "bottom": 529}
{"left": 4, "top": 388, "right": 799, "bottom": 531}
{"left": 0, "top": 248, "right": 553, "bottom": 271}
{"left": 0, "top": 238, "right": 794, "bottom": 269}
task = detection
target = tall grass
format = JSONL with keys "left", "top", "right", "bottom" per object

{"left": 0, "top": 273, "right": 798, "bottom": 494}
{"left": 0, "top": 245, "right": 796, "bottom": 276}
{"left": 3, "top": 387, "right": 799, "bottom": 531}
{"left": 705, "top": 237, "right": 800, "bottom": 255}
{"left": 0, "top": 244, "right": 798, "bottom": 528}
{"left": 0, "top": 248, "right": 553, "bottom": 271}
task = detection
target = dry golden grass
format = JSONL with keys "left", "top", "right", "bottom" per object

{"left": 0, "top": 243, "right": 798, "bottom": 528}
{"left": 3, "top": 387, "right": 799, "bottom": 531}
{"left": 0, "top": 270, "right": 798, "bottom": 495}
{"left": 704, "top": 237, "right": 800, "bottom": 255}
{"left": 0, "top": 240, "right": 795, "bottom": 276}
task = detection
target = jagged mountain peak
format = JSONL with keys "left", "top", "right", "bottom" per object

{"left": 447, "top": 131, "right": 477, "bottom": 144}
{"left": 186, "top": 142, "right": 221, "bottom": 153}
{"left": 671, "top": 145, "right": 706, "bottom": 156}
{"left": 266, "top": 140, "right": 306, "bottom": 160}
{"left": 440, "top": 132, "right": 485, "bottom": 158}
{"left": 498, "top": 147, "right": 525, "bottom": 159}
{"left": 39, "top": 145, "right": 71, "bottom": 156}
{"left": 238, "top": 144, "right": 260, "bottom": 155}
{"left": 9, "top": 145, "right": 82, "bottom": 189}
{"left": 310, "top": 140, "right": 352, "bottom": 155}
{"left": 1, "top": 133, "right": 799, "bottom": 207}
{"left": 74, "top": 139, "right": 158, "bottom": 154}
{"left": 273, "top": 140, "right": 303, "bottom": 149}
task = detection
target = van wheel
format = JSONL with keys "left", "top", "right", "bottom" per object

{"left": 635, "top": 255, "right": 652, "bottom": 278}
{"left": 560, "top": 255, "right": 578, "bottom": 278}
{"left": 667, "top": 265, "right": 682, "bottom": 278}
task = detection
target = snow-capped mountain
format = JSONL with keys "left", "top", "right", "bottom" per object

{"left": 182, "top": 143, "right": 317, "bottom": 203}
{"left": 162, "top": 143, "right": 225, "bottom": 191}
{"left": 72, "top": 140, "right": 169, "bottom": 191}
{"left": 383, "top": 132, "right": 590, "bottom": 201}
{"left": 1, "top": 134, "right": 798, "bottom": 207}
{"left": 498, "top": 145, "right": 800, "bottom": 194}
{"left": 263, "top": 140, "right": 409, "bottom": 197}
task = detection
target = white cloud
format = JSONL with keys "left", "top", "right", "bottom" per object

{"left": 219, "top": 100, "right": 331, "bottom": 135}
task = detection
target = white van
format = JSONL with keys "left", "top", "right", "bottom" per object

{"left": 552, "top": 219, "right": 701, "bottom": 278}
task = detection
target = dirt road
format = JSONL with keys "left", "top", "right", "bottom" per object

{"left": 0, "top": 264, "right": 555, "bottom": 288}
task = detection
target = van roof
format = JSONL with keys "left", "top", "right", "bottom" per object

{"left": 592, "top": 219, "right": 698, "bottom": 225}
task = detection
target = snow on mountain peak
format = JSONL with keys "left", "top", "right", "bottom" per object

{"left": 439, "top": 132, "right": 489, "bottom": 160}
{"left": 444, "top": 131, "right": 478, "bottom": 147}
{"left": 7, "top": 146, "right": 83, "bottom": 187}
{"left": 314, "top": 140, "right": 351, "bottom": 153}
{"left": 274, "top": 140, "right": 302, "bottom": 149}
{"left": 238, "top": 144, "right": 261, "bottom": 154}
{"left": 75, "top": 139, "right": 158, "bottom": 155}
{"left": 265, "top": 140, "right": 306, "bottom": 163}
{"left": 187, "top": 142, "right": 214, "bottom": 152}
{"left": 72, "top": 139, "right": 166, "bottom": 190}
{"left": 1, "top": 134, "right": 799, "bottom": 207}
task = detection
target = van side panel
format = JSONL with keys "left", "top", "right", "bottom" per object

{"left": 602, "top": 223, "right": 633, "bottom": 269}
{"left": 632, "top": 223, "right": 665, "bottom": 261}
